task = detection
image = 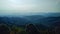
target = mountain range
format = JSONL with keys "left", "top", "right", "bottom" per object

{"left": 0, "top": 13, "right": 60, "bottom": 29}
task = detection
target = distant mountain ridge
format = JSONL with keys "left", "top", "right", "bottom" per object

{"left": 0, "top": 13, "right": 60, "bottom": 17}
{"left": 0, "top": 13, "right": 60, "bottom": 27}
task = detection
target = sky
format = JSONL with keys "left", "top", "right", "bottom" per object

{"left": 0, "top": 0, "right": 60, "bottom": 16}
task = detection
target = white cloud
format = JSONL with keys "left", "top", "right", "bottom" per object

{"left": 0, "top": 0, "right": 60, "bottom": 13}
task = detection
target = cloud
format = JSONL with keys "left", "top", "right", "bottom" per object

{"left": 0, "top": 0, "right": 60, "bottom": 12}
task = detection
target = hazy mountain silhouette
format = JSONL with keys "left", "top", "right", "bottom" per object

{"left": 0, "top": 13, "right": 60, "bottom": 27}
